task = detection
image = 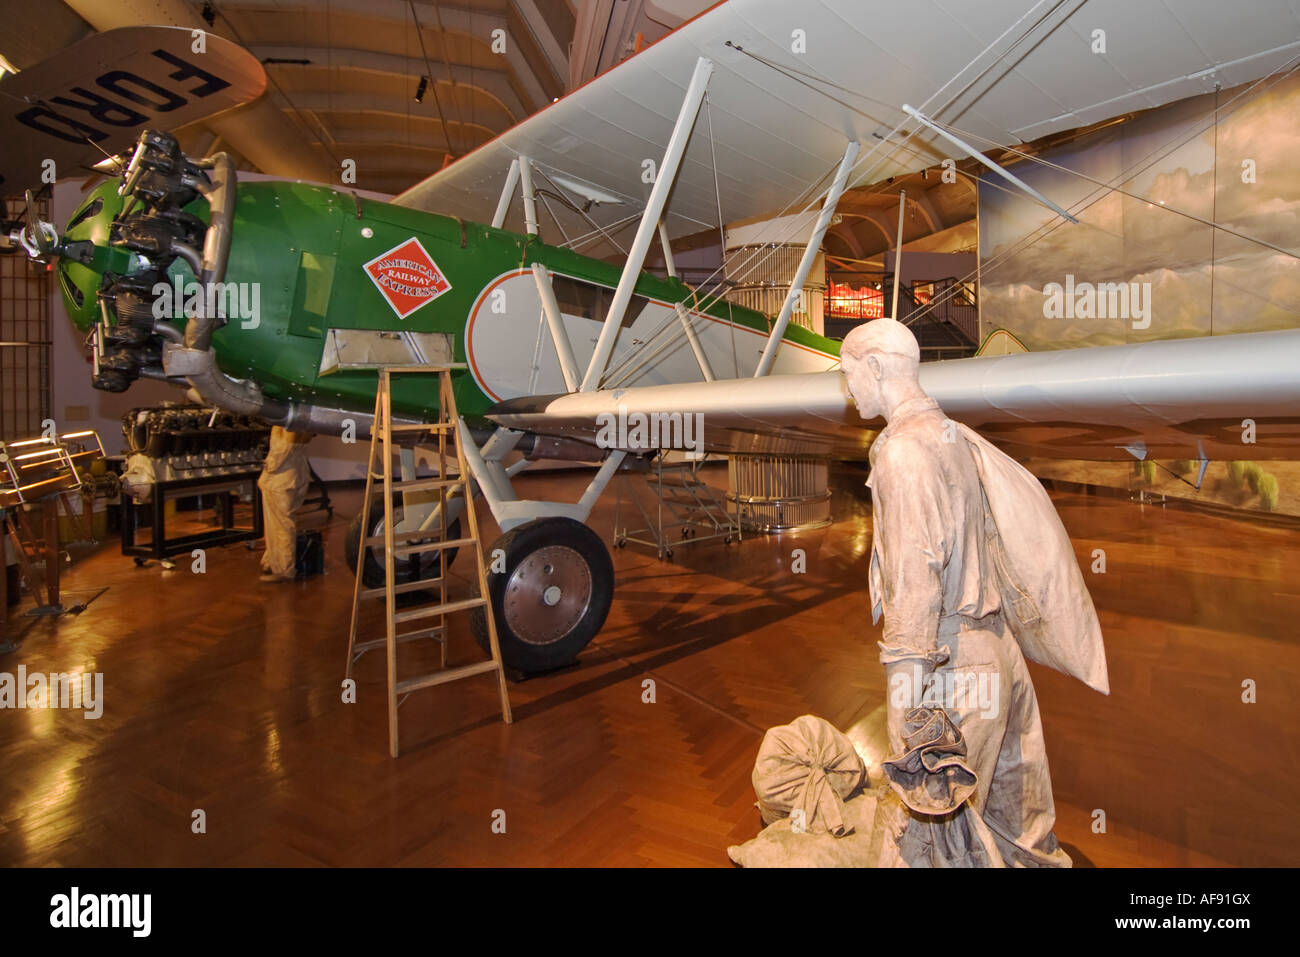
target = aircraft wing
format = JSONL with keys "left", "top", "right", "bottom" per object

{"left": 0, "top": 26, "right": 266, "bottom": 190}
{"left": 394, "top": 0, "right": 1300, "bottom": 258}
{"left": 486, "top": 328, "right": 1300, "bottom": 462}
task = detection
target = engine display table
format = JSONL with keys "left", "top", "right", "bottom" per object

{"left": 120, "top": 471, "right": 263, "bottom": 561}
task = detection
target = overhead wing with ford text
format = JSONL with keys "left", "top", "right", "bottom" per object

{"left": 0, "top": 26, "right": 267, "bottom": 190}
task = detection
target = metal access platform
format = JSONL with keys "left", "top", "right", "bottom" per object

{"left": 613, "top": 455, "right": 740, "bottom": 560}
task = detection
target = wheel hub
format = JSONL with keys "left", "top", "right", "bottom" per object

{"left": 504, "top": 545, "right": 592, "bottom": 645}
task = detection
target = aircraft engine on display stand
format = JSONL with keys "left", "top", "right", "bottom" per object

{"left": 117, "top": 405, "right": 269, "bottom": 503}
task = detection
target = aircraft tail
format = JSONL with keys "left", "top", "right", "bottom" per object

{"left": 975, "top": 328, "right": 1029, "bottom": 357}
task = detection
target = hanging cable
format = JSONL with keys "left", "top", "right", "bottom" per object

{"left": 408, "top": 0, "right": 455, "bottom": 157}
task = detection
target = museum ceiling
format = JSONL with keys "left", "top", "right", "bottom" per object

{"left": 0, "top": 1, "right": 718, "bottom": 196}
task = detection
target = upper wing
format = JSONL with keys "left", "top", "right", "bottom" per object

{"left": 0, "top": 26, "right": 266, "bottom": 190}
{"left": 394, "top": 0, "right": 1300, "bottom": 258}
{"left": 486, "top": 328, "right": 1300, "bottom": 461}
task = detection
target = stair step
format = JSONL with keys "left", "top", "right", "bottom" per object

{"left": 395, "top": 659, "right": 499, "bottom": 695}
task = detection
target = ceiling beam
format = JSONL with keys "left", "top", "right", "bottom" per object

{"left": 211, "top": 0, "right": 551, "bottom": 113}
{"left": 283, "top": 96, "right": 499, "bottom": 139}
{"left": 512, "top": 0, "right": 569, "bottom": 88}
{"left": 251, "top": 45, "right": 526, "bottom": 123}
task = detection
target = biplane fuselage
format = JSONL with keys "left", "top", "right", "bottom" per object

{"left": 57, "top": 176, "right": 840, "bottom": 426}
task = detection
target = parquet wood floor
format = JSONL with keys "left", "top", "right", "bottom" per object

{"left": 1, "top": 464, "right": 1295, "bottom": 866}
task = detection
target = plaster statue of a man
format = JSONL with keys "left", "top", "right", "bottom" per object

{"left": 840, "top": 317, "right": 1108, "bottom": 868}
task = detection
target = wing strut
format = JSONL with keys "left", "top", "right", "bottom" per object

{"left": 657, "top": 222, "right": 715, "bottom": 382}
{"left": 492, "top": 155, "right": 541, "bottom": 234}
{"left": 890, "top": 189, "right": 906, "bottom": 320}
{"left": 518, "top": 156, "right": 540, "bottom": 235}
{"left": 754, "top": 139, "right": 859, "bottom": 377}
{"left": 580, "top": 56, "right": 715, "bottom": 392}
{"left": 491, "top": 158, "right": 521, "bottom": 229}
{"left": 902, "top": 105, "right": 1078, "bottom": 225}
{"left": 531, "top": 262, "right": 582, "bottom": 392}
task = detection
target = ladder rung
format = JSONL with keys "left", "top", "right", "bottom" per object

{"left": 360, "top": 577, "right": 445, "bottom": 599}
{"left": 393, "top": 536, "right": 476, "bottom": 557}
{"left": 392, "top": 596, "right": 486, "bottom": 624}
{"left": 364, "top": 527, "right": 466, "bottom": 547}
{"left": 352, "top": 625, "right": 445, "bottom": 655}
{"left": 384, "top": 422, "right": 454, "bottom": 433}
{"left": 395, "top": 659, "right": 499, "bottom": 695}
{"left": 367, "top": 471, "right": 462, "bottom": 485}
{"left": 389, "top": 476, "right": 464, "bottom": 493}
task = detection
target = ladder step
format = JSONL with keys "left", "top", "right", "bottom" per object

{"left": 352, "top": 625, "right": 445, "bottom": 654}
{"left": 392, "top": 595, "right": 486, "bottom": 624}
{"left": 360, "top": 577, "right": 445, "bottom": 599}
{"left": 395, "top": 659, "right": 499, "bottom": 695}
{"left": 384, "top": 422, "right": 454, "bottom": 433}
{"left": 389, "top": 476, "right": 464, "bottom": 493}
{"left": 393, "top": 535, "right": 476, "bottom": 557}
{"left": 364, "top": 527, "right": 468, "bottom": 547}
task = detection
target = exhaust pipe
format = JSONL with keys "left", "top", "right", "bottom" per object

{"left": 164, "top": 342, "right": 413, "bottom": 439}
{"left": 183, "top": 151, "right": 235, "bottom": 353}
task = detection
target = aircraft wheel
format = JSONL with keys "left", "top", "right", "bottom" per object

{"left": 344, "top": 495, "right": 460, "bottom": 588}
{"left": 473, "top": 517, "right": 613, "bottom": 674}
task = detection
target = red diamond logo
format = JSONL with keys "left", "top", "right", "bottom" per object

{"left": 363, "top": 237, "right": 452, "bottom": 319}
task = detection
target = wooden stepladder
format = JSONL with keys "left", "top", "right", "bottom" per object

{"left": 345, "top": 366, "right": 511, "bottom": 757}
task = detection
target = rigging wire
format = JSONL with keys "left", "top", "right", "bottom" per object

{"left": 603, "top": 7, "right": 1066, "bottom": 383}
{"left": 705, "top": 89, "right": 741, "bottom": 380}
{"left": 209, "top": 1, "right": 343, "bottom": 169}
{"left": 922, "top": 110, "right": 1300, "bottom": 262}
{"left": 532, "top": 166, "right": 632, "bottom": 257}
{"left": 897, "top": 54, "right": 1300, "bottom": 330}
{"left": 408, "top": 0, "right": 455, "bottom": 157}
{"left": 430, "top": 0, "right": 468, "bottom": 144}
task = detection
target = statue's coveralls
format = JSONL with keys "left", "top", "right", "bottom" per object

{"left": 867, "top": 395, "right": 1071, "bottom": 867}
{"left": 258, "top": 426, "right": 313, "bottom": 579}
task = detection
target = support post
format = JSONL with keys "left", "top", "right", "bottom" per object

{"left": 518, "top": 155, "right": 539, "bottom": 236}
{"left": 656, "top": 224, "right": 714, "bottom": 380}
{"left": 674, "top": 303, "right": 715, "bottom": 382}
{"left": 491, "top": 158, "right": 521, "bottom": 229}
{"left": 754, "top": 139, "right": 859, "bottom": 377}
{"left": 658, "top": 221, "right": 677, "bottom": 278}
{"left": 890, "top": 189, "right": 905, "bottom": 321}
{"left": 577, "top": 451, "right": 627, "bottom": 513}
{"left": 530, "top": 263, "right": 581, "bottom": 392}
{"left": 580, "top": 56, "right": 714, "bottom": 392}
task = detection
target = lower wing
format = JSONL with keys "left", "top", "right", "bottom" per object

{"left": 487, "top": 328, "right": 1300, "bottom": 462}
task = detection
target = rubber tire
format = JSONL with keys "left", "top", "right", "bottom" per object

{"left": 344, "top": 495, "right": 460, "bottom": 588}
{"left": 472, "top": 517, "right": 614, "bottom": 674}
